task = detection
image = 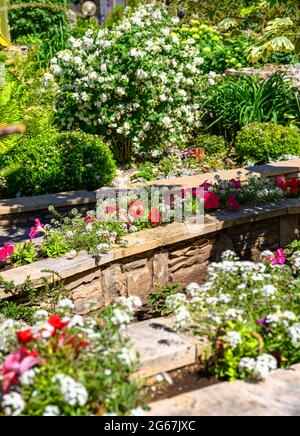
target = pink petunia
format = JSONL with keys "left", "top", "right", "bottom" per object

{"left": 0, "top": 243, "right": 15, "bottom": 262}
{"left": 29, "top": 218, "right": 45, "bottom": 241}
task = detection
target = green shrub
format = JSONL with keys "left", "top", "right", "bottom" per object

{"left": 1, "top": 131, "right": 116, "bottom": 197}
{"left": 193, "top": 133, "right": 228, "bottom": 155}
{"left": 235, "top": 122, "right": 300, "bottom": 163}
{"left": 9, "top": 0, "right": 71, "bottom": 40}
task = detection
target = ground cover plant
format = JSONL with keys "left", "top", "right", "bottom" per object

{"left": 0, "top": 296, "right": 145, "bottom": 416}
{"left": 166, "top": 247, "right": 300, "bottom": 381}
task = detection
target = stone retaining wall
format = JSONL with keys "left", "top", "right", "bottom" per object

{"left": 0, "top": 159, "right": 299, "bottom": 244}
{"left": 0, "top": 200, "right": 299, "bottom": 315}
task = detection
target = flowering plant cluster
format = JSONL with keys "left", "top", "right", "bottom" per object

{"left": 166, "top": 248, "right": 300, "bottom": 381}
{"left": 0, "top": 296, "right": 144, "bottom": 416}
{"left": 47, "top": 4, "right": 206, "bottom": 161}
{"left": 201, "top": 174, "right": 285, "bottom": 211}
{"left": 276, "top": 176, "right": 300, "bottom": 198}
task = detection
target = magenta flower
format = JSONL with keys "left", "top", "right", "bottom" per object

{"left": 29, "top": 218, "right": 45, "bottom": 241}
{"left": 204, "top": 191, "right": 220, "bottom": 210}
{"left": 0, "top": 243, "right": 15, "bottom": 262}
{"left": 229, "top": 179, "right": 242, "bottom": 190}
{"left": 226, "top": 194, "right": 240, "bottom": 211}
{"left": 271, "top": 248, "right": 286, "bottom": 265}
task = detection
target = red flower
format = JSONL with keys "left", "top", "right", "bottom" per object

{"left": 84, "top": 215, "right": 94, "bottom": 224}
{"left": 200, "top": 181, "right": 213, "bottom": 190}
{"left": 226, "top": 194, "right": 240, "bottom": 211}
{"left": 17, "top": 329, "right": 35, "bottom": 345}
{"left": 204, "top": 192, "right": 220, "bottom": 210}
{"left": 229, "top": 179, "right": 242, "bottom": 190}
{"left": 149, "top": 208, "right": 163, "bottom": 225}
{"left": 0, "top": 243, "right": 15, "bottom": 262}
{"left": 48, "top": 315, "right": 69, "bottom": 331}
{"left": 128, "top": 201, "right": 146, "bottom": 219}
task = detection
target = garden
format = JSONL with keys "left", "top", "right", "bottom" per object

{"left": 0, "top": 0, "right": 299, "bottom": 417}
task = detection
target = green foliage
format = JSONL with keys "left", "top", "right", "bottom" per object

{"left": 205, "top": 73, "right": 299, "bottom": 142}
{"left": 0, "top": 301, "right": 35, "bottom": 323}
{"left": 193, "top": 133, "right": 228, "bottom": 155}
{"left": 148, "top": 285, "right": 179, "bottom": 316}
{"left": 70, "top": 17, "right": 99, "bottom": 38}
{"left": 11, "top": 242, "right": 38, "bottom": 267}
{"left": 9, "top": 0, "right": 71, "bottom": 40}
{"left": 1, "top": 130, "right": 116, "bottom": 197}
{"left": 41, "top": 233, "right": 70, "bottom": 258}
{"left": 178, "top": 22, "right": 253, "bottom": 73}
{"left": 247, "top": 17, "right": 297, "bottom": 63}
{"left": 131, "top": 161, "right": 157, "bottom": 182}
{"left": 236, "top": 122, "right": 300, "bottom": 163}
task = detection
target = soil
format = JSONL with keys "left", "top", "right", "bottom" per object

{"left": 147, "top": 364, "right": 220, "bottom": 402}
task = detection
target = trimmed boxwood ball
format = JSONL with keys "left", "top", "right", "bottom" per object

{"left": 235, "top": 122, "right": 300, "bottom": 164}
{"left": 2, "top": 131, "right": 116, "bottom": 197}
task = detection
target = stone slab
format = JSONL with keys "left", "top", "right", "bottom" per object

{"left": 128, "top": 318, "right": 205, "bottom": 379}
{"left": 146, "top": 364, "right": 300, "bottom": 416}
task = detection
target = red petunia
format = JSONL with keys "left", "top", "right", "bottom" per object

{"left": 84, "top": 215, "right": 94, "bottom": 224}
{"left": 204, "top": 191, "right": 220, "bottom": 210}
{"left": 226, "top": 194, "right": 240, "bottom": 211}
{"left": 128, "top": 201, "right": 146, "bottom": 219}
{"left": 149, "top": 207, "right": 163, "bottom": 225}
{"left": 17, "top": 329, "right": 35, "bottom": 345}
{"left": 48, "top": 315, "right": 69, "bottom": 330}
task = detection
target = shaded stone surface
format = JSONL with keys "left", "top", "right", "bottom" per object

{"left": 146, "top": 365, "right": 300, "bottom": 416}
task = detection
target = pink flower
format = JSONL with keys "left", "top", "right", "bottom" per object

{"left": 204, "top": 191, "right": 220, "bottom": 210}
{"left": 149, "top": 208, "right": 163, "bottom": 225}
{"left": 226, "top": 194, "right": 240, "bottom": 211}
{"left": 29, "top": 218, "right": 45, "bottom": 241}
{"left": 200, "top": 181, "right": 213, "bottom": 190}
{"left": 271, "top": 248, "right": 286, "bottom": 265}
{"left": 128, "top": 201, "right": 146, "bottom": 219}
{"left": 0, "top": 348, "right": 41, "bottom": 393}
{"left": 229, "top": 179, "right": 242, "bottom": 190}
{"left": 0, "top": 243, "right": 15, "bottom": 262}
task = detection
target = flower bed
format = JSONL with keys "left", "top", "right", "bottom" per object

{"left": 166, "top": 243, "right": 300, "bottom": 381}
{"left": 0, "top": 296, "right": 145, "bottom": 416}
{"left": 1, "top": 174, "right": 298, "bottom": 272}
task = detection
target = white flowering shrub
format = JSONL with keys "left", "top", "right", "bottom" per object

{"left": 0, "top": 297, "right": 144, "bottom": 416}
{"left": 48, "top": 4, "right": 205, "bottom": 161}
{"left": 166, "top": 250, "right": 300, "bottom": 381}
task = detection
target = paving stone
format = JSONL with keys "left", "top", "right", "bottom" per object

{"left": 128, "top": 318, "right": 200, "bottom": 379}
{"left": 146, "top": 365, "right": 300, "bottom": 416}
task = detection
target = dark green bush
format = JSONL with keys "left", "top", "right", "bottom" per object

{"left": 235, "top": 122, "right": 300, "bottom": 163}
{"left": 9, "top": 0, "right": 71, "bottom": 40}
{"left": 1, "top": 131, "right": 116, "bottom": 197}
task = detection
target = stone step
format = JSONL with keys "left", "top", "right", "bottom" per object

{"left": 128, "top": 318, "right": 207, "bottom": 379}
{"left": 145, "top": 364, "right": 300, "bottom": 416}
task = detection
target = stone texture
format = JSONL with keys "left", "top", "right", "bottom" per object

{"left": 280, "top": 215, "right": 300, "bottom": 247}
{"left": 146, "top": 364, "right": 300, "bottom": 416}
{"left": 128, "top": 318, "right": 203, "bottom": 379}
{"left": 125, "top": 261, "right": 152, "bottom": 302}
{"left": 102, "top": 264, "right": 126, "bottom": 304}
{"left": 153, "top": 252, "right": 169, "bottom": 287}
{"left": 72, "top": 280, "right": 103, "bottom": 315}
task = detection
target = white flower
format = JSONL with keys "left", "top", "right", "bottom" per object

{"left": 56, "top": 299, "right": 75, "bottom": 311}
{"left": 224, "top": 331, "right": 242, "bottom": 349}
{"left": 118, "top": 347, "right": 137, "bottom": 366}
{"left": 166, "top": 293, "right": 187, "bottom": 310}
{"left": 104, "top": 369, "right": 112, "bottom": 376}
{"left": 254, "top": 354, "right": 277, "bottom": 378}
{"left": 33, "top": 310, "right": 49, "bottom": 321}
{"left": 43, "top": 405, "right": 60, "bottom": 416}
{"left": 186, "top": 282, "right": 200, "bottom": 293}
{"left": 52, "top": 374, "right": 88, "bottom": 407}
{"left": 111, "top": 308, "right": 131, "bottom": 326}
{"left": 1, "top": 393, "right": 25, "bottom": 416}
{"left": 20, "top": 368, "right": 39, "bottom": 386}
{"left": 69, "top": 315, "right": 84, "bottom": 328}
{"left": 261, "top": 285, "right": 277, "bottom": 297}
{"left": 173, "top": 306, "right": 190, "bottom": 329}
{"left": 288, "top": 323, "right": 300, "bottom": 348}
{"left": 239, "top": 357, "right": 256, "bottom": 373}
